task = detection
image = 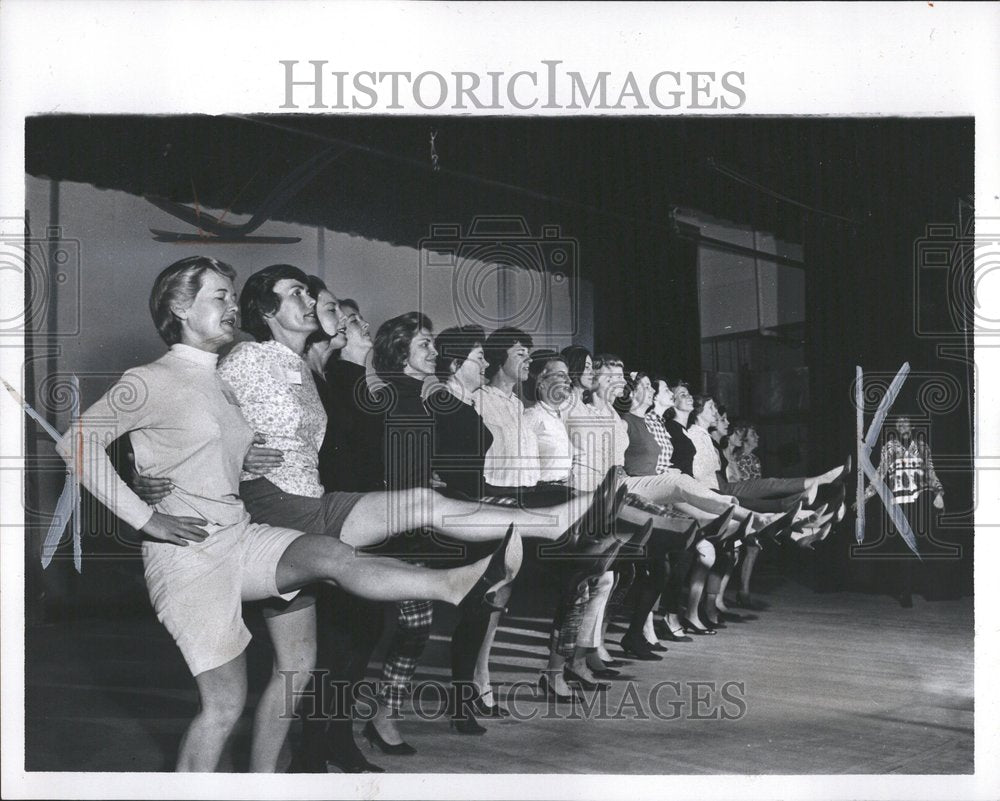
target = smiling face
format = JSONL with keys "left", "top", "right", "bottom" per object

{"left": 340, "top": 303, "right": 372, "bottom": 349}
{"left": 537, "top": 359, "right": 571, "bottom": 406}
{"left": 267, "top": 277, "right": 318, "bottom": 337}
{"left": 314, "top": 289, "right": 347, "bottom": 348}
{"left": 715, "top": 412, "right": 730, "bottom": 436}
{"left": 652, "top": 379, "right": 674, "bottom": 411}
{"left": 453, "top": 344, "right": 488, "bottom": 390}
{"left": 630, "top": 375, "right": 653, "bottom": 409}
{"left": 501, "top": 341, "right": 531, "bottom": 383}
{"left": 672, "top": 384, "right": 693, "bottom": 413}
{"left": 595, "top": 364, "right": 626, "bottom": 401}
{"left": 176, "top": 270, "right": 240, "bottom": 352}
{"left": 405, "top": 327, "right": 438, "bottom": 378}
{"left": 698, "top": 399, "right": 718, "bottom": 427}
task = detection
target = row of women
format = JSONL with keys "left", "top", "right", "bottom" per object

{"left": 59, "top": 257, "right": 850, "bottom": 773}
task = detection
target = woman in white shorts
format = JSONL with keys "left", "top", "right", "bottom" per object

{"left": 56, "top": 256, "right": 522, "bottom": 773}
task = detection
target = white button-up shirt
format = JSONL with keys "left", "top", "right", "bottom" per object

{"left": 474, "top": 385, "right": 540, "bottom": 488}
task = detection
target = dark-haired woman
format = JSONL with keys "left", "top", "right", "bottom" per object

{"left": 59, "top": 256, "right": 523, "bottom": 773}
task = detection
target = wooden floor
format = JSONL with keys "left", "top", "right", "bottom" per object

{"left": 25, "top": 574, "right": 974, "bottom": 775}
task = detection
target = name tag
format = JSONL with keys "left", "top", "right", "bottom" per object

{"left": 285, "top": 368, "right": 303, "bottom": 385}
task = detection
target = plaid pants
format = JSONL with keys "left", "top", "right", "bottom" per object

{"left": 377, "top": 494, "right": 522, "bottom": 710}
{"left": 379, "top": 599, "right": 434, "bottom": 711}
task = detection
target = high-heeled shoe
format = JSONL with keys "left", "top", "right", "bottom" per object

{"left": 714, "top": 513, "right": 752, "bottom": 546}
{"left": 448, "top": 688, "right": 488, "bottom": 735}
{"left": 361, "top": 720, "right": 417, "bottom": 756}
{"left": 679, "top": 615, "right": 717, "bottom": 636}
{"left": 564, "top": 666, "right": 611, "bottom": 692}
{"left": 589, "top": 666, "right": 621, "bottom": 679}
{"left": 697, "top": 506, "right": 736, "bottom": 541}
{"left": 658, "top": 624, "right": 693, "bottom": 643}
{"left": 471, "top": 696, "right": 511, "bottom": 719}
{"left": 703, "top": 615, "right": 727, "bottom": 630}
{"left": 449, "top": 715, "right": 487, "bottom": 735}
{"left": 619, "top": 633, "right": 664, "bottom": 660}
{"left": 600, "top": 657, "right": 624, "bottom": 668}
{"left": 646, "top": 639, "right": 668, "bottom": 651}
{"left": 538, "top": 672, "right": 578, "bottom": 702}
{"left": 752, "top": 502, "right": 802, "bottom": 545}
{"left": 459, "top": 525, "right": 522, "bottom": 613}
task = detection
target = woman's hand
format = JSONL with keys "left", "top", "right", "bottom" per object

{"left": 131, "top": 473, "right": 173, "bottom": 505}
{"left": 140, "top": 511, "right": 209, "bottom": 546}
{"left": 933, "top": 492, "right": 945, "bottom": 511}
{"left": 244, "top": 433, "right": 284, "bottom": 475}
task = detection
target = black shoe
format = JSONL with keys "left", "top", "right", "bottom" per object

{"left": 619, "top": 633, "right": 664, "bottom": 660}
{"left": 471, "top": 697, "right": 511, "bottom": 719}
{"left": 703, "top": 616, "right": 727, "bottom": 630}
{"left": 449, "top": 715, "right": 487, "bottom": 735}
{"left": 564, "top": 666, "right": 610, "bottom": 692}
{"left": 646, "top": 638, "right": 668, "bottom": 651}
{"left": 753, "top": 503, "right": 802, "bottom": 545}
{"left": 325, "top": 746, "right": 385, "bottom": 774}
{"left": 361, "top": 720, "right": 417, "bottom": 756}
{"left": 460, "top": 525, "right": 522, "bottom": 613}
{"left": 698, "top": 506, "right": 736, "bottom": 541}
{"left": 448, "top": 688, "right": 488, "bottom": 735}
{"left": 600, "top": 657, "right": 624, "bottom": 669}
{"left": 589, "top": 667, "right": 621, "bottom": 679}
{"left": 660, "top": 626, "right": 693, "bottom": 643}
{"left": 679, "top": 615, "right": 717, "bottom": 636}
{"left": 538, "top": 672, "right": 578, "bottom": 702}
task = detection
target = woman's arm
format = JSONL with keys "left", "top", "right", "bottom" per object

{"left": 54, "top": 371, "right": 208, "bottom": 545}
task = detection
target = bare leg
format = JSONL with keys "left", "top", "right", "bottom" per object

{"left": 716, "top": 564, "right": 735, "bottom": 613}
{"left": 339, "top": 488, "right": 583, "bottom": 549}
{"left": 176, "top": 652, "right": 248, "bottom": 772}
{"left": 275, "top": 534, "right": 511, "bottom": 606}
{"left": 684, "top": 540, "right": 716, "bottom": 631}
{"left": 250, "top": 604, "right": 317, "bottom": 772}
{"left": 739, "top": 542, "right": 762, "bottom": 597}
{"left": 472, "top": 588, "right": 510, "bottom": 702}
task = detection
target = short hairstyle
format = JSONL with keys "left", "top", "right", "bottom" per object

{"left": 484, "top": 326, "right": 534, "bottom": 380}
{"left": 339, "top": 297, "right": 360, "bottom": 313}
{"left": 373, "top": 311, "right": 433, "bottom": 375}
{"left": 524, "top": 349, "right": 567, "bottom": 403}
{"left": 239, "top": 263, "right": 312, "bottom": 342}
{"left": 592, "top": 353, "right": 624, "bottom": 373}
{"left": 690, "top": 394, "right": 716, "bottom": 426}
{"left": 729, "top": 418, "right": 752, "bottom": 440}
{"left": 662, "top": 377, "right": 689, "bottom": 421}
{"left": 148, "top": 256, "right": 237, "bottom": 345}
{"left": 434, "top": 324, "right": 485, "bottom": 381}
{"left": 623, "top": 369, "right": 650, "bottom": 408}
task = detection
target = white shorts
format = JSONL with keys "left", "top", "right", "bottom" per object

{"left": 142, "top": 520, "right": 305, "bottom": 677}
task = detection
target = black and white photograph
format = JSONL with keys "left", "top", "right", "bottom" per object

{"left": 1, "top": 3, "right": 997, "bottom": 800}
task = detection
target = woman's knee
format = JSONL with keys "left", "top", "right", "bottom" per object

{"left": 696, "top": 540, "right": 716, "bottom": 568}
